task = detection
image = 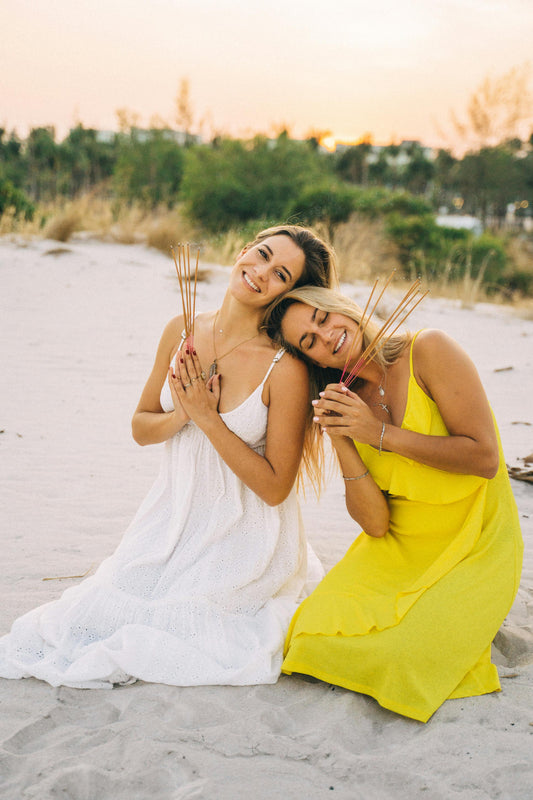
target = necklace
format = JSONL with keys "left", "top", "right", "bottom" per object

{"left": 208, "top": 311, "right": 259, "bottom": 378}
{"left": 373, "top": 368, "right": 391, "bottom": 416}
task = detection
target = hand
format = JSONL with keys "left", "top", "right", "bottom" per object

{"left": 312, "top": 383, "right": 383, "bottom": 446}
{"left": 169, "top": 346, "right": 221, "bottom": 426}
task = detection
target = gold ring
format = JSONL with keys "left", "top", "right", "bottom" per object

{"left": 191, "top": 376, "right": 199, "bottom": 382}
{"left": 200, "top": 371, "right": 206, "bottom": 381}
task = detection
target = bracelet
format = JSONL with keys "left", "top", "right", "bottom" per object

{"left": 342, "top": 470, "right": 370, "bottom": 481}
{"left": 379, "top": 421, "right": 385, "bottom": 455}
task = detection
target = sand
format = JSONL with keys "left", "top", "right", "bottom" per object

{"left": 1, "top": 235, "right": 532, "bottom": 799}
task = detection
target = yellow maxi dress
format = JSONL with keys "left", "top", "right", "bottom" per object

{"left": 282, "top": 334, "right": 523, "bottom": 722}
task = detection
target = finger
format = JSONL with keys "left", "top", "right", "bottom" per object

{"left": 189, "top": 348, "right": 205, "bottom": 379}
{"left": 314, "top": 414, "right": 351, "bottom": 429}
{"left": 183, "top": 346, "right": 199, "bottom": 379}
{"left": 319, "top": 388, "right": 360, "bottom": 405}
{"left": 177, "top": 354, "right": 191, "bottom": 384}
{"left": 313, "top": 398, "right": 354, "bottom": 416}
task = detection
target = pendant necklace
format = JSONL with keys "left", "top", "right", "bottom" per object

{"left": 208, "top": 311, "right": 259, "bottom": 378}
{"left": 374, "top": 368, "right": 391, "bottom": 416}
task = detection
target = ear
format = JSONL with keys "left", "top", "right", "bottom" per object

{"left": 237, "top": 245, "right": 250, "bottom": 259}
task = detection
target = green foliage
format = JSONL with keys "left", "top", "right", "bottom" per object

{"left": 385, "top": 213, "right": 510, "bottom": 288}
{"left": 0, "top": 177, "right": 34, "bottom": 219}
{"left": 385, "top": 213, "right": 448, "bottom": 275}
{"left": 113, "top": 130, "right": 184, "bottom": 207}
{"left": 380, "top": 192, "right": 433, "bottom": 216}
{"left": 468, "top": 234, "right": 507, "bottom": 283}
{"left": 285, "top": 183, "right": 355, "bottom": 229}
{"left": 180, "top": 135, "right": 326, "bottom": 232}
{"left": 500, "top": 268, "right": 533, "bottom": 295}
{"left": 455, "top": 146, "right": 522, "bottom": 221}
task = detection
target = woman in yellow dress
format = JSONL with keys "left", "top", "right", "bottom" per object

{"left": 264, "top": 286, "right": 523, "bottom": 722}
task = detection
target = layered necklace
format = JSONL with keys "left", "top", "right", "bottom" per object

{"left": 208, "top": 311, "right": 260, "bottom": 378}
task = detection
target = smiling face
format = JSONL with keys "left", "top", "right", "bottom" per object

{"left": 281, "top": 301, "right": 362, "bottom": 369}
{"left": 228, "top": 235, "right": 306, "bottom": 308}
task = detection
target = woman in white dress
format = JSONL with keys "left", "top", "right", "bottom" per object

{"left": 0, "top": 225, "right": 336, "bottom": 689}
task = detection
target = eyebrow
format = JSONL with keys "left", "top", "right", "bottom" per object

{"left": 263, "top": 243, "right": 292, "bottom": 281}
{"left": 298, "top": 308, "right": 317, "bottom": 350}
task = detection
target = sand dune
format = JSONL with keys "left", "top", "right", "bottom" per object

{"left": 1, "top": 236, "right": 532, "bottom": 799}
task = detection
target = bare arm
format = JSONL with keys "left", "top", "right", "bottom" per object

{"left": 172, "top": 349, "right": 309, "bottom": 506}
{"left": 329, "top": 435, "right": 390, "bottom": 537}
{"left": 131, "top": 316, "right": 190, "bottom": 445}
{"left": 314, "top": 330, "right": 499, "bottom": 479}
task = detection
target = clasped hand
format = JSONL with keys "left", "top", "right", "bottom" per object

{"left": 168, "top": 346, "right": 220, "bottom": 425}
{"left": 312, "top": 383, "right": 382, "bottom": 445}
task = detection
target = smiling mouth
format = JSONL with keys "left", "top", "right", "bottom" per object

{"left": 333, "top": 330, "right": 346, "bottom": 354}
{"left": 243, "top": 272, "right": 261, "bottom": 293}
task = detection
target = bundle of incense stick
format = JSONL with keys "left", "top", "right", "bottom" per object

{"left": 340, "top": 273, "right": 428, "bottom": 388}
{"left": 170, "top": 243, "right": 200, "bottom": 345}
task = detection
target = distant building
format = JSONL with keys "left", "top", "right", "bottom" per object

{"left": 436, "top": 214, "right": 483, "bottom": 236}
{"left": 95, "top": 128, "right": 201, "bottom": 145}
{"left": 335, "top": 139, "right": 436, "bottom": 164}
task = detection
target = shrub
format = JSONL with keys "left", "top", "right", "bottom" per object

{"left": 0, "top": 177, "right": 34, "bottom": 220}
{"left": 285, "top": 183, "right": 355, "bottom": 232}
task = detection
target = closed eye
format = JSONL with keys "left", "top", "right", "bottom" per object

{"left": 300, "top": 333, "right": 315, "bottom": 351}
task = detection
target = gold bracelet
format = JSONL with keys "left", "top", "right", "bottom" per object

{"left": 342, "top": 470, "right": 370, "bottom": 481}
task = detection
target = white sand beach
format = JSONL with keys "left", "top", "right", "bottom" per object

{"left": 1, "top": 236, "right": 532, "bottom": 799}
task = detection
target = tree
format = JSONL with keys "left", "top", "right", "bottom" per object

{"left": 180, "top": 135, "right": 326, "bottom": 232}
{"left": 175, "top": 78, "right": 194, "bottom": 144}
{"left": 113, "top": 129, "right": 184, "bottom": 207}
{"left": 455, "top": 146, "right": 522, "bottom": 224}
{"left": 451, "top": 63, "right": 533, "bottom": 151}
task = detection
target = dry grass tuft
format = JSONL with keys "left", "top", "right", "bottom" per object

{"left": 43, "top": 208, "right": 81, "bottom": 242}
{"left": 200, "top": 230, "right": 248, "bottom": 267}
{"left": 145, "top": 208, "right": 198, "bottom": 254}
{"left": 326, "top": 213, "right": 401, "bottom": 283}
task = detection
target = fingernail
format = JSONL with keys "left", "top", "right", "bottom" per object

{"left": 341, "top": 386, "right": 347, "bottom": 392}
{"left": 172, "top": 373, "right": 176, "bottom": 378}
{"left": 186, "top": 348, "right": 190, "bottom": 355}
{"left": 313, "top": 416, "right": 319, "bottom": 423}
{"left": 311, "top": 400, "right": 318, "bottom": 406}
{"left": 319, "top": 392, "right": 325, "bottom": 397}
{"left": 180, "top": 358, "right": 184, "bottom": 363}
{"left": 193, "top": 349, "right": 197, "bottom": 355}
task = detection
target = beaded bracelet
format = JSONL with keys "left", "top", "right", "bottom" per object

{"left": 342, "top": 470, "right": 370, "bottom": 481}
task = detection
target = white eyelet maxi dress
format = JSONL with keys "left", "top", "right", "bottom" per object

{"left": 0, "top": 348, "right": 322, "bottom": 688}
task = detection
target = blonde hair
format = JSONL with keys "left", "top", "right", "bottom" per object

{"left": 263, "top": 286, "right": 411, "bottom": 494}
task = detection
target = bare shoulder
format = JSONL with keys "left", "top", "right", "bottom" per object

{"left": 413, "top": 328, "right": 470, "bottom": 365}
{"left": 270, "top": 349, "right": 309, "bottom": 384}
{"left": 413, "top": 328, "right": 481, "bottom": 397}
{"left": 155, "top": 315, "right": 186, "bottom": 363}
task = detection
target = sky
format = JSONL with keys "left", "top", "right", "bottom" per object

{"left": 1, "top": 0, "right": 532, "bottom": 151}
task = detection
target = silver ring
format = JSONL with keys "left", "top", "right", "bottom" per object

{"left": 183, "top": 382, "right": 192, "bottom": 389}
{"left": 200, "top": 371, "right": 206, "bottom": 381}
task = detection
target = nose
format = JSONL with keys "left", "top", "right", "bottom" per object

{"left": 252, "top": 263, "right": 268, "bottom": 282}
{"left": 316, "top": 320, "right": 334, "bottom": 346}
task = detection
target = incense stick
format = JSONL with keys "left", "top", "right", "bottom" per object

{"left": 342, "top": 276, "right": 428, "bottom": 389}
{"left": 339, "top": 271, "right": 396, "bottom": 384}
{"left": 171, "top": 243, "right": 200, "bottom": 343}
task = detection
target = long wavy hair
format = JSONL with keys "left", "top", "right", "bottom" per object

{"left": 263, "top": 285, "right": 411, "bottom": 493}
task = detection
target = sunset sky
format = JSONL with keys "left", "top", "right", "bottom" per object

{"left": 1, "top": 0, "right": 532, "bottom": 150}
